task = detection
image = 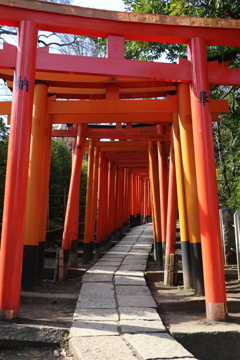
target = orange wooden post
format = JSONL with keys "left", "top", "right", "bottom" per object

{"left": 83, "top": 138, "right": 95, "bottom": 264}
{"left": 130, "top": 173, "right": 134, "bottom": 228}
{"left": 115, "top": 166, "right": 122, "bottom": 240}
{"left": 171, "top": 113, "right": 193, "bottom": 289}
{"left": 148, "top": 141, "right": 163, "bottom": 266}
{"left": 122, "top": 168, "right": 127, "bottom": 231}
{"left": 0, "top": 20, "right": 38, "bottom": 319}
{"left": 157, "top": 124, "right": 169, "bottom": 254}
{"left": 177, "top": 83, "right": 204, "bottom": 295}
{"left": 89, "top": 144, "right": 99, "bottom": 259}
{"left": 188, "top": 37, "right": 227, "bottom": 320}
{"left": 137, "top": 176, "right": 142, "bottom": 225}
{"left": 37, "top": 113, "right": 53, "bottom": 286}
{"left": 22, "top": 81, "right": 48, "bottom": 292}
{"left": 126, "top": 169, "right": 130, "bottom": 227}
{"left": 102, "top": 157, "right": 108, "bottom": 244}
{"left": 96, "top": 151, "right": 104, "bottom": 259}
{"left": 106, "top": 160, "right": 115, "bottom": 249}
{"left": 164, "top": 125, "right": 178, "bottom": 283}
{"left": 61, "top": 124, "right": 87, "bottom": 273}
{"left": 146, "top": 180, "right": 151, "bottom": 222}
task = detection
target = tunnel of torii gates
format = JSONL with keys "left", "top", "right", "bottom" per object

{"left": 0, "top": 0, "right": 240, "bottom": 322}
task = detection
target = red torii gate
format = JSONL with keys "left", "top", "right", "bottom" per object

{"left": 0, "top": 0, "right": 239, "bottom": 321}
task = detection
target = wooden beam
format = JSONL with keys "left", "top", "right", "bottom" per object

{"left": 0, "top": 1, "right": 240, "bottom": 47}
{"left": 51, "top": 113, "right": 172, "bottom": 124}
{"left": 47, "top": 99, "right": 179, "bottom": 114}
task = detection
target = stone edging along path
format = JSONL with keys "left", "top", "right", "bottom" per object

{"left": 69, "top": 224, "right": 197, "bottom": 360}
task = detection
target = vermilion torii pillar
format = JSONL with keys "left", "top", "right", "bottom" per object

{"left": 61, "top": 124, "right": 87, "bottom": 278}
{"left": 22, "top": 81, "right": 48, "bottom": 292}
{"left": 171, "top": 112, "right": 193, "bottom": 288}
{"left": 157, "top": 124, "right": 168, "bottom": 253}
{"left": 164, "top": 127, "right": 178, "bottom": 281}
{"left": 177, "top": 84, "right": 204, "bottom": 296}
{"left": 188, "top": 37, "right": 227, "bottom": 320}
{"left": 37, "top": 113, "right": 53, "bottom": 286}
{"left": 148, "top": 141, "right": 163, "bottom": 267}
{"left": 0, "top": 20, "right": 38, "bottom": 319}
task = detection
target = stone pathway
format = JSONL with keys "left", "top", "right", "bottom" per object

{"left": 69, "top": 224, "right": 197, "bottom": 360}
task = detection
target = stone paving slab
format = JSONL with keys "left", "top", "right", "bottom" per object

{"left": 108, "top": 247, "right": 132, "bottom": 252}
{"left": 73, "top": 308, "right": 119, "bottom": 321}
{"left": 116, "top": 285, "right": 152, "bottom": 296}
{"left": 69, "top": 336, "right": 142, "bottom": 360}
{"left": 76, "top": 293, "right": 116, "bottom": 309}
{"left": 79, "top": 282, "right": 114, "bottom": 294}
{"left": 120, "top": 319, "right": 165, "bottom": 333}
{"left": 101, "top": 253, "right": 126, "bottom": 259}
{"left": 87, "top": 267, "right": 117, "bottom": 274}
{"left": 82, "top": 273, "right": 113, "bottom": 283}
{"left": 122, "top": 259, "right": 147, "bottom": 265}
{"left": 115, "top": 270, "right": 144, "bottom": 276}
{"left": 118, "top": 264, "right": 147, "bottom": 272}
{"left": 95, "top": 260, "right": 122, "bottom": 266}
{"left": 117, "top": 294, "right": 156, "bottom": 307}
{"left": 125, "top": 253, "right": 149, "bottom": 259}
{"left": 119, "top": 307, "right": 160, "bottom": 321}
{"left": 124, "top": 333, "right": 194, "bottom": 359}
{"left": 114, "top": 275, "right": 146, "bottom": 286}
{"left": 70, "top": 320, "right": 119, "bottom": 337}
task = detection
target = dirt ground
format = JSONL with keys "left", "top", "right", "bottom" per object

{"left": 0, "top": 258, "right": 239, "bottom": 359}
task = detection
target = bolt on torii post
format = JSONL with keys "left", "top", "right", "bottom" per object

{"left": 0, "top": 0, "right": 239, "bottom": 320}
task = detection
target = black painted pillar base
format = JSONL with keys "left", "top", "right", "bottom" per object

{"left": 130, "top": 215, "right": 134, "bottom": 228}
{"left": 181, "top": 240, "right": 194, "bottom": 289}
{"left": 146, "top": 215, "right": 152, "bottom": 223}
{"left": 82, "top": 243, "right": 90, "bottom": 265}
{"left": 155, "top": 241, "right": 163, "bottom": 267}
{"left": 37, "top": 241, "right": 45, "bottom": 287}
{"left": 95, "top": 242, "right": 101, "bottom": 261}
{"left": 22, "top": 245, "right": 38, "bottom": 292}
{"left": 107, "top": 236, "right": 112, "bottom": 251}
{"left": 69, "top": 239, "right": 78, "bottom": 268}
{"left": 136, "top": 213, "right": 141, "bottom": 226}
{"left": 89, "top": 241, "right": 94, "bottom": 261}
{"left": 116, "top": 227, "right": 123, "bottom": 241}
{"left": 125, "top": 222, "right": 131, "bottom": 233}
{"left": 110, "top": 230, "right": 116, "bottom": 243}
{"left": 103, "top": 239, "right": 108, "bottom": 252}
{"left": 190, "top": 242, "right": 205, "bottom": 295}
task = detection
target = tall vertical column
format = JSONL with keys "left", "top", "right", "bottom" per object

{"left": 157, "top": 125, "right": 168, "bottom": 254}
{"left": 37, "top": 113, "right": 53, "bottom": 286}
{"left": 164, "top": 128, "right": 177, "bottom": 281}
{"left": 172, "top": 113, "right": 193, "bottom": 289}
{"left": 96, "top": 151, "right": 105, "bottom": 260}
{"left": 116, "top": 166, "right": 123, "bottom": 240}
{"left": 106, "top": 161, "right": 114, "bottom": 249}
{"left": 0, "top": 20, "right": 38, "bottom": 319}
{"left": 177, "top": 83, "right": 204, "bottom": 295}
{"left": 148, "top": 141, "right": 163, "bottom": 267}
{"left": 102, "top": 157, "right": 108, "bottom": 244}
{"left": 22, "top": 81, "right": 48, "bottom": 292}
{"left": 130, "top": 173, "right": 134, "bottom": 228}
{"left": 89, "top": 145, "right": 99, "bottom": 258}
{"left": 61, "top": 124, "right": 87, "bottom": 275}
{"left": 188, "top": 37, "right": 227, "bottom": 320}
{"left": 83, "top": 138, "right": 95, "bottom": 264}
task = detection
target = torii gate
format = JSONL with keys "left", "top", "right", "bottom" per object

{"left": 0, "top": 0, "right": 239, "bottom": 321}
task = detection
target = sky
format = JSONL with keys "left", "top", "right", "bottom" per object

{"left": 73, "top": 0, "right": 125, "bottom": 11}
